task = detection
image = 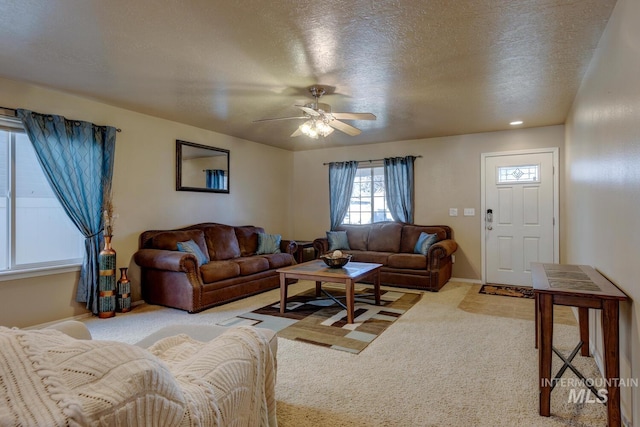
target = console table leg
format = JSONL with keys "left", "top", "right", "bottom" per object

{"left": 535, "top": 292, "right": 539, "bottom": 349}
{"left": 602, "top": 299, "right": 621, "bottom": 427}
{"left": 578, "top": 307, "right": 590, "bottom": 357}
{"left": 316, "top": 281, "right": 322, "bottom": 297}
{"left": 539, "top": 293, "right": 553, "bottom": 417}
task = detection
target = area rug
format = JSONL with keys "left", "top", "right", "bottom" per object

{"left": 479, "top": 283, "right": 535, "bottom": 299}
{"left": 217, "top": 287, "right": 422, "bottom": 354}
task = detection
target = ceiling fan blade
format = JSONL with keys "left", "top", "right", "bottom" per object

{"left": 295, "top": 105, "right": 320, "bottom": 116}
{"left": 290, "top": 127, "right": 303, "bottom": 137}
{"left": 331, "top": 112, "right": 376, "bottom": 120}
{"left": 329, "top": 119, "right": 361, "bottom": 136}
{"left": 253, "top": 116, "right": 307, "bottom": 123}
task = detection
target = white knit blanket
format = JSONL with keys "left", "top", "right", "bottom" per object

{"left": 0, "top": 325, "right": 277, "bottom": 427}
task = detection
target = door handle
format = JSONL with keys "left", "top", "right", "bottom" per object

{"left": 486, "top": 209, "right": 493, "bottom": 230}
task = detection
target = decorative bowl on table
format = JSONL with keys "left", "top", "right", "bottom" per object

{"left": 320, "top": 252, "right": 352, "bottom": 268}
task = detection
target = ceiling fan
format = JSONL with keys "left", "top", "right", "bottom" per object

{"left": 253, "top": 86, "right": 376, "bottom": 139}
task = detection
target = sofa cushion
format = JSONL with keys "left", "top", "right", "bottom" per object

{"left": 387, "top": 253, "right": 428, "bottom": 269}
{"left": 327, "top": 231, "right": 351, "bottom": 251}
{"left": 260, "top": 253, "right": 294, "bottom": 269}
{"left": 151, "top": 230, "right": 209, "bottom": 262}
{"left": 177, "top": 239, "right": 209, "bottom": 266}
{"left": 400, "top": 225, "right": 447, "bottom": 253}
{"left": 234, "top": 257, "right": 270, "bottom": 276}
{"left": 234, "top": 226, "right": 264, "bottom": 256}
{"left": 348, "top": 250, "right": 393, "bottom": 265}
{"left": 200, "top": 260, "right": 240, "bottom": 283}
{"left": 256, "top": 233, "right": 282, "bottom": 254}
{"left": 414, "top": 232, "right": 438, "bottom": 255}
{"left": 203, "top": 224, "right": 241, "bottom": 260}
{"left": 367, "top": 222, "right": 403, "bottom": 252}
{"left": 335, "top": 224, "right": 370, "bottom": 251}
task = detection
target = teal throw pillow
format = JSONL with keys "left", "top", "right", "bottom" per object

{"left": 414, "top": 232, "right": 438, "bottom": 255}
{"left": 327, "top": 230, "right": 351, "bottom": 251}
{"left": 256, "top": 232, "right": 282, "bottom": 255}
{"left": 177, "top": 239, "right": 208, "bottom": 265}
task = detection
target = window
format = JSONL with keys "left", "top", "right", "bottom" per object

{"left": 0, "top": 120, "right": 83, "bottom": 273}
{"left": 497, "top": 164, "right": 540, "bottom": 184}
{"left": 343, "top": 165, "right": 394, "bottom": 224}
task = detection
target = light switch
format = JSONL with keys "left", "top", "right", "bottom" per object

{"left": 464, "top": 208, "right": 475, "bottom": 216}
{"left": 449, "top": 208, "right": 458, "bottom": 216}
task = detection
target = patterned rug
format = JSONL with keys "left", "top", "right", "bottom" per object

{"left": 217, "top": 286, "right": 422, "bottom": 354}
{"left": 479, "top": 283, "right": 535, "bottom": 299}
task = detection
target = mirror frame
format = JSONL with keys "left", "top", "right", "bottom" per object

{"left": 176, "top": 140, "right": 230, "bottom": 193}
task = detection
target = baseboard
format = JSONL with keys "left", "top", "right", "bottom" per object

{"left": 449, "top": 277, "right": 482, "bottom": 284}
{"left": 27, "top": 300, "right": 146, "bottom": 330}
{"left": 27, "top": 312, "right": 92, "bottom": 330}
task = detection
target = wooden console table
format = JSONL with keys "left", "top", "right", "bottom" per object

{"left": 532, "top": 262, "right": 628, "bottom": 427}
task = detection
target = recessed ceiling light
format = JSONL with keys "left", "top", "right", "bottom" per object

{"left": 510, "top": 120, "right": 523, "bottom": 126}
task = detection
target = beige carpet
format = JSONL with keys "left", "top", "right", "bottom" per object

{"left": 459, "top": 283, "right": 578, "bottom": 325}
{"left": 83, "top": 281, "right": 606, "bottom": 426}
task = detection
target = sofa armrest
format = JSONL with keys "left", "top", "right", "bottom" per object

{"left": 280, "top": 239, "right": 298, "bottom": 255}
{"left": 427, "top": 239, "right": 458, "bottom": 270}
{"left": 429, "top": 239, "right": 458, "bottom": 258}
{"left": 45, "top": 320, "right": 92, "bottom": 340}
{"left": 313, "top": 238, "right": 329, "bottom": 256}
{"left": 134, "top": 248, "right": 199, "bottom": 272}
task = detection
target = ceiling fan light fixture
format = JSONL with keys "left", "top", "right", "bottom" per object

{"left": 299, "top": 118, "right": 334, "bottom": 139}
{"left": 300, "top": 120, "right": 313, "bottom": 134}
{"left": 316, "top": 120, "right": 334, "bottom": 136}
{"left": 256, "top": 85, "right": 375, "bottom": 139}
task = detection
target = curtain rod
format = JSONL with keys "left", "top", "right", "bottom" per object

{"left": 0, "top": 106, "right": 122, "bottom": 132}
{"left": 323, "top": 155, "right": 422, "bottom": 166}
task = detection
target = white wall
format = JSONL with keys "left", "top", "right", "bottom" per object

{"left": 564, "top": 0, "right": 639, "bottom": 423}
{"left": 291, "top": 125, "right": 564, "bottom": 281}
{"left": 0, "top": 77, "right": 294, "bottom": 328}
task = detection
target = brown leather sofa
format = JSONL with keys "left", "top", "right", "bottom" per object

{"left": 313, "top": 222, "right": 457, "bottom": 291}
{"left": 134, "top": 223, "right": 297, "bottom": 313}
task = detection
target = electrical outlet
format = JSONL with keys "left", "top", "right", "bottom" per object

{"left": 449, "top": 208, "right": 458, "bottom": 216}
{"left": 452, "top": 255, "right": 456, "bottom": 263}
{"left": 464, "top": 208, "right": 475, "bottom": 216}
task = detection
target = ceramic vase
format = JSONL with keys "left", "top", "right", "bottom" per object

{"left": 98, "top": 235, "right": 116, "bottom": 318}
{"left": 117, "top": 267, "right": 131, "bottom": 313}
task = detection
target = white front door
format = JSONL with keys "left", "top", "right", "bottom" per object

{"left": 482, "top": 149, "right": 558, "bottom": 286}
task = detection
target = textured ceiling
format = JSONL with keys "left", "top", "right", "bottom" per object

{"left": 0, "top": 0, "right": 616, "bottom": 151}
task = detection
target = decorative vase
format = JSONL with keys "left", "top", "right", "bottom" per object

{"left": 117, "top": 267, "right": 131, "bottom": 313}
{"left": 98, "top": 235, "right": 116, "bottom": 318}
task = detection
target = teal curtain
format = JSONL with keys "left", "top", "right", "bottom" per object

{"left": 205, "top": 169, "right": 226, "bottom": 190}
{"left": 17, "top": 109, "right": 116, "bottom": 314}
{"left": 328, "top": 161, "right": 358, "bottom": 229}
{"left": 384, "top": 156, "right": 415, "bottom": 223}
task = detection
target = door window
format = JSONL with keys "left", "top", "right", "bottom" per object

{"left": 497, "top": 164, "right": 540, "bottom": 184}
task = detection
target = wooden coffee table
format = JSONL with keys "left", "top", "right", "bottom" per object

{"left": 277, "top": 259, "right": 382, "bottom": 323}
